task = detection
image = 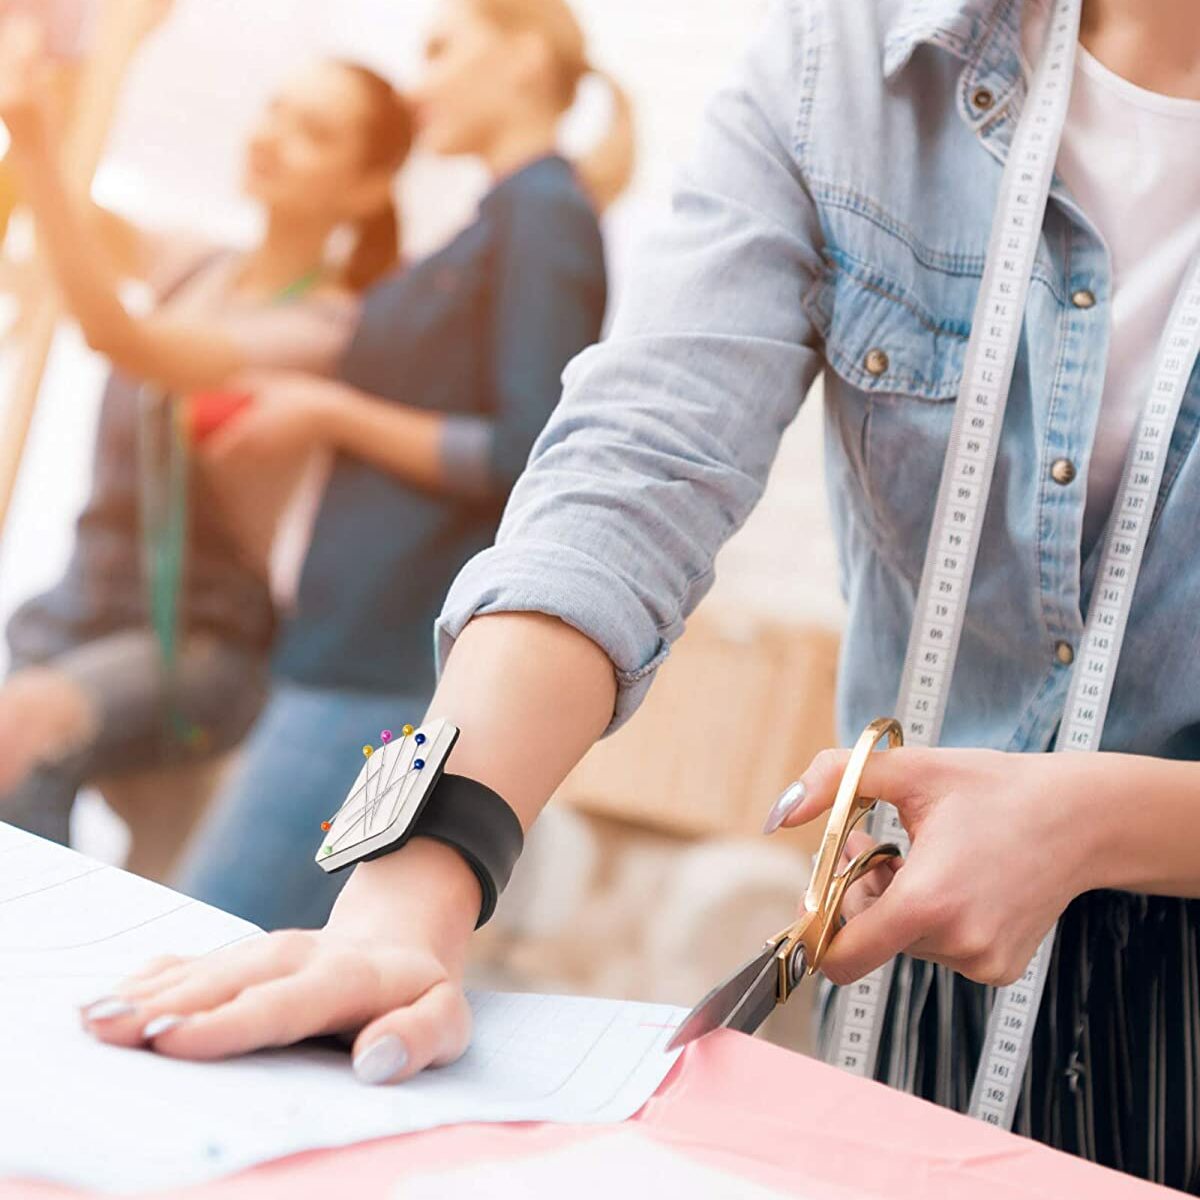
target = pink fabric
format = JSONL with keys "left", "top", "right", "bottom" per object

{"left": 1, "top": 1031, "right": 1174, "bottom": 1198}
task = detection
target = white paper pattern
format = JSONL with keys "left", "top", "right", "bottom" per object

{"left": 0, "top": 824, "right": 685, "bottom": 1194}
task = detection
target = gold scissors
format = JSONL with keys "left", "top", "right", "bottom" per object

{"left": 666, "top": 717, "right": 904, "bottom": 1052}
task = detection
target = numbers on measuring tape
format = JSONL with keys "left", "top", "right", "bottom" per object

{"left": 970, "top": 261, "right": 1200, "bottom": 1128}
{"left": 829, "top": 0, "right": 1083, "bottom": 1109}
{"left": 826, "top": 0, "right": 1200, "bottom": 1129}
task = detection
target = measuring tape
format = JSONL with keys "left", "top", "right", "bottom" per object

{"left": 969, "top": 253, "right": 1200, "bottom": 1128}
{"left": 826, "top": 0, "right": 1200, "bottom": 1130}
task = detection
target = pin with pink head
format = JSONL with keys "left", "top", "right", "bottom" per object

{"left": 380, "top": 730, "right": 393, "bottom": 745}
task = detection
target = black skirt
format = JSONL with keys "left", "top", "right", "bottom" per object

{"left": 821, "top": 890, "right": 1200, "bottom": 1193}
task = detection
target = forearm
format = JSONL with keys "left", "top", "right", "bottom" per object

{"left": 319, "top": 382, "right": 452, "bottom": 495}
{"left": 329, "top": 612, "right": 617, "bottom": 944}
{"left": 9, "top": 133, "right": 134, "bottom": 346}
{"left": 10, "top": 135, "right": 244, "bottom": 391}
{"left": 1077, "top": 752, "right": 1200, "bottom": 897}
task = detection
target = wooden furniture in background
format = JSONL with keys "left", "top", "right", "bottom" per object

{"left": 556, "top": 615, "right": 841, "bottom": 847}
{"left": 0, "top": 0, "right": 146, "bottom": 537}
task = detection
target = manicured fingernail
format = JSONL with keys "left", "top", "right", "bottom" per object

{"left": 353, "top": 1036, "right": 409, "bottom": 1085}
{"left": 142, "top": 1015, "right": 185, "bottom": 1040}
{"left": 83, "top": 997, "right": 136, "bottom": 1022}
{"left": 763, "top": 780, "right": 807, "bottom": 835}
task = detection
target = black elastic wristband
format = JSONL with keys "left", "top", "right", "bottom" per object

{"left": 409, "top": 773, "right": 524, "bottom": 929}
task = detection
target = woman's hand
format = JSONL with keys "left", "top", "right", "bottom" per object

{"left": 768, "top": 746, "right": 1109, "bottom": 988}
{"left": 201, "top": 371, "right": 344, "bottom": 466}
{"left": 82, "top": 839, "right": 481, "bottom": 1084}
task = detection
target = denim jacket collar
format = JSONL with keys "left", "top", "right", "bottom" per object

{"left": 883, "top": 0, "right": 1025, "bottom": 119}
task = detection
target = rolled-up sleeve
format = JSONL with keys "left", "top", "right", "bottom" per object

{"left": 437, "top": 0, "right": 826, "bottom": 732}
{"left": 436, "top": 172, "right": 607, "bottom": 505}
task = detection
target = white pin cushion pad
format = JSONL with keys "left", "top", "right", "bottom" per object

{"left": 316, "top": 718, "right": 460, "bottom": 874}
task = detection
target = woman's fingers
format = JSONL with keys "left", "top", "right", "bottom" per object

{"left": 84, "top": 932, "right": 328, "bottom": 1045}
{"left": 351, "top": 981, "right": 473, "bottom": 1085}
{"left": 103, "top": 943, "right": 333, "bottom": 1043}
{"left": 82, "top": 928, "right": 470, "bottom": 1079}
{"left": 145, "top": 971, "right": 352, "bottom": 1060}
{"left": 832, "top": 830, "right": 899, "bottom": 925}
{"left": 773, "top": 745, "right": 936, "bottom": 832}
{"left": 819, "top": 871, "right": 929, "bottom": 986}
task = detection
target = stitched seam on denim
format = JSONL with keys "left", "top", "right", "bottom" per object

{"left": 791, "top": 0, "right": 822, "bottom": 164}
{"left": 827, "top": 352, "right": 955, "bottom": 402}
{"left": 1034, "top": 248, "right": 1077, "bottom": 653}
{"left": 827, "top": 247, "right": 973, "bottom": 339}
{"left": 810, "top": 179, "right": 986, "bottom": 275}
{"left": 850, "top": 384, "right": 936, "bottom": 589}
{"left": 885, "top": 4, "right": 988, "bottom": 76}
{"left": 1006, "top": 665, "right": 1064, "bottom": 752}
{"left": 799, "top": 260, "right": 832, "bottom": 338}
{"left": 959, "top": 0, "right": 1021, "bottom": 120}
{"left": 836, "top": 460, "right": 921, "bottom": 593}
{"left": 661, "top": 564, "right": 719, "bottom": 641}
{"left": 819, "top": 257, "right": 966, "bottom": 399}
{"left": 616, "top": 641, "right": 671, "bottom": 684}
{"left": 886, "top": 22, "right": 974, "bottom": 69}
{"left": 977, "top": 88, "right": 1020, "bottom": 139}
{"left": 857, "top": 401, "right": 887, "bottom": 548}
{"left": 810, "top": 181, "right": 1066, "bottom": 302}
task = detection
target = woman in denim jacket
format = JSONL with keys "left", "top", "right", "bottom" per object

{"left": 85, "top": 0, "right": 1200, "bottom": 1188}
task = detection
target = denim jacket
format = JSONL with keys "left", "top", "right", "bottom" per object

{"left": 437, "top": 0, "right": 1200, "bottom": 761}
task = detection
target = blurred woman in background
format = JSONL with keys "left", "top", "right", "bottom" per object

{"left": 169, "top": 0, "right": 635, "bottom": 929}
{"left": 0, "top": 7, "right": 414, "bottom": 849}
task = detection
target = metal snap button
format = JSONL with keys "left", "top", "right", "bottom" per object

{"left": 1050, "top": 458, "right": 1077, "bottom": 486}
{"left": 972, "top": 87, "right": 995, "bottom": 112}
{"left": 864, "top": 348, "right": 889, "bottom": 377}
{"left": 1055, "top": 641, "right": 1075, "bottom": 666}
{"left": 1071, "top": 288, "right": 1096, "bottom": 309}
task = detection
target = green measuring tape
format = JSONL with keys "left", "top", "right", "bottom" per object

{"left": 138, "top": 385, "right": 200, "bottom": 748}
{"left": 137, "top": 265, "right": 325, "bottom": 750}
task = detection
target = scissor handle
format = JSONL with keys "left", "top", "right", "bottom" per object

{"left": 803, "top": 717, "right": 903, "bottom": 917}
{"left": 807, "top": 842, "right": 902, "bottom": 972}
{"left": 771, "top": 718, "right": 905, "bottom": 1001}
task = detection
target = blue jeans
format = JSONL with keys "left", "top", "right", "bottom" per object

{"left": 172, "top": 681, "right": 431, "bottom": 931}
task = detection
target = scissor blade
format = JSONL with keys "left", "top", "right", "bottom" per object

{"left": 665, "top": 944, "right": 781, "bottom": 1052}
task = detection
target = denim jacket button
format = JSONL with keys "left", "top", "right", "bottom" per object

{"left": 864, "top": 348, "right": 889, "bottom": 376}
{"left": 1051, "top": 458, "right": 1077, "bottom": 486}
{"left": 1055, "top": 641, "right": 1075, "bottom": 666}
{"left": 972, "top": 87, "right": 995, "bottom": 112}
{"left": 1071, "top": 288, "right": 1096, "bottom": 309}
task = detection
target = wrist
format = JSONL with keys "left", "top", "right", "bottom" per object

{"left": 1043, "top": 753, "right": 1115, "bottom": 896}
{"left": 326, "top": 836, "right": 482, "bottom": 973}
{"left": 309, "top": 380, "right": 355, "bottom": 448}
{"left": 1078, "top": 753, "right": 1194, "bottom": 895}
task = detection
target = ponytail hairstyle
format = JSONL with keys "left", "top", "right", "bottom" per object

{"left": 336, "top": 62, "right": 416, "bottom": 292}
{"left": 467, "top": 0, "right": 636, "bottom": 211}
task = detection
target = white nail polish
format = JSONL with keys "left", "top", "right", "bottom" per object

{"left": 84, "top": 997, "right": 136, "bottom": 1022}
{"left": 763, "top": 780, "right": 808, "bottom": 835}
{"left": 353, "top": 1036, "right": 409, "bottom": 1085}
{"left": 142, "top": 1014, "right": 185, "bottom": 1040}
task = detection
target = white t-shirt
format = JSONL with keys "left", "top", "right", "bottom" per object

{"left": 1022, "top": 3, "right": 1200, "bottom": 546}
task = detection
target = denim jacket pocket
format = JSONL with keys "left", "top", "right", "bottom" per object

{"left": 809, "top": 254, "right": 972, "bottom": 581}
